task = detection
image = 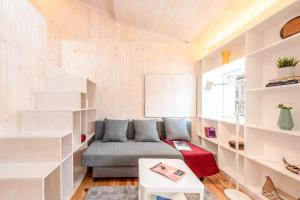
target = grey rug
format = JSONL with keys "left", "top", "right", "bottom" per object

{"left": 85, "top": 185, "right": 216, "bottom": 200}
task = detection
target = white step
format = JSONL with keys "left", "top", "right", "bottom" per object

{"left": 48, "top": 77, "right": 87, "bottom": 93}
{"left": 0, "top": 162, "right": 61, "bottom": 200}
{"left": 19, "top": 111, "right": 74, "bottom": 132}
{"left": 35, "top": 92, "right": 82, "bottom": 111}
{"left": 0, "top": 131, "right": 72, "bottom": 162}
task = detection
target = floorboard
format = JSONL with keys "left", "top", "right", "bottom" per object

{"left": 71, "top": 171, "right": 232, "bottom": 200}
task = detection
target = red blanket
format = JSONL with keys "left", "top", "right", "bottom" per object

{"left": 163, "top": 139, "right": 219, "bottom": 177}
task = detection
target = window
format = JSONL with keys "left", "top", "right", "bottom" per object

{"left": 222, "top": 67, "right": 245, "bottom": 120}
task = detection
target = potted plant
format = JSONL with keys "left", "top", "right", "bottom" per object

{"left": 276, "top": 57, "right": 298, "bottom": 78}
{"left": 277, "top": 103, "right": 294, "bottom": 130}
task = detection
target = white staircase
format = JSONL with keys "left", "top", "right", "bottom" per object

{"left": 0, "top": 74, "right": 97, "bottom": 200}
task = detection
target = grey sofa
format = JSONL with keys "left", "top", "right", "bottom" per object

{"left": 81, "top": 120, "right": 191, "bottom": 178}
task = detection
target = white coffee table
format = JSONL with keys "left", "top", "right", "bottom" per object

{"left": 138, "top": 158, "right": 204, "bottom": 200}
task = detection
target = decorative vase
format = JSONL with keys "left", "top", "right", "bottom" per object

{"left": 221, "top": 50, "right": 231, "bottom": 64}
{"left": 81, "top": 134, "right": 86, "bottom": 143}
{"left": 277, "top": 109, "right": 294, "bottom": 130}
{"left": 277, "top": 67, "right": 295, "bottom": 78}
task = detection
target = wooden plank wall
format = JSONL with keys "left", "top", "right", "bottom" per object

{"left": 1, "top": 0, "right": 201, "bottom": 134}
{"left": 0, "top": 0, "right": 47, "bottom": 132}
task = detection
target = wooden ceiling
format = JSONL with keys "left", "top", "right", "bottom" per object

{"left": 80, "top": 0, "right": 231, "bottom": 42}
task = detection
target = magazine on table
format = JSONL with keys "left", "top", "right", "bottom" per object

{"left": 150, "top": 162, "right": 186, "bottom": 182}
{"left": 149, "top": 195, "right": 171, "bottom": 200}
{"left": 173, "top": 141, "right": 192, "bottom": 151}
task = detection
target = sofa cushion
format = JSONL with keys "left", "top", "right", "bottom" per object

{"left": 163, "top": 118, "right": 191, "bottom": 141}
{"left": 95, "top": 120, "right": 192, "bottom": 140}
{"left": 81, "top": 140, "right": 183, "bottom": 167}
{"left": 133, "top": 119, "right": 160, "bottom": 142}
{"left": 103, "top": 119, "right": 129, "bottom": 142}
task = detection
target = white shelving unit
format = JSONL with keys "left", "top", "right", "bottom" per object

{"left": 197, "top": 1, "right": 300, "bottom": 199}
{"left": 0, "top": 76, "right": 97, "bottom": 200}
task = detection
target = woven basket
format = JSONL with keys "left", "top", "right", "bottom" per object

{"left": 262, "top": 176, "right": 300, "bottom": 200}
{"left": 228, "top": 140, "right": 244, "bottom": 150}
{"left": 280, "top": 16, "right": 300, "bottom": 39}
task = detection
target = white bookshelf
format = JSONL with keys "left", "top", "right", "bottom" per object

{"left": 197, "top": 1, "right": 300, "bottom": 198}
{"left": 0, "top": 77, "right": 97, "bottom": 200}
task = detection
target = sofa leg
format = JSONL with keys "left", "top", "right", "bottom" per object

{"left": 200, "top": 177, "right": 204, "bottom": 182}
{"left": 93, "top": 178, "right": 100, "bottom": 182}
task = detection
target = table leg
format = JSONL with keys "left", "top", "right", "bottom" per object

{"left": 138, "top": 185, "right": 147, "bottom": 200}
{"left": 199, "top": 190, "right": 204, "bottom": 200}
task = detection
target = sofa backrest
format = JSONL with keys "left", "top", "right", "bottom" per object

{"left": 95, "top": 120, "right": 191, "bottom": 140}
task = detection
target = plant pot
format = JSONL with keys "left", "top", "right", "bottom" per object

{"left": 277, "top": 67, "right": 295, "bottom": 78}
{"left": 277, "top": 109, "right": 294, "bottom": 130}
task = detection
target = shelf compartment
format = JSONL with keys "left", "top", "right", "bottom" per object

{"left": 202, "top": 34, "right": 245, "bottom": 73}
{"left": 247, "top": 156, "right": 300, "bottom": 182}
{"left": 201, "top": 138, "right": 218, "bottom": 155}
{"left": 87, "top": 109, "right": 96, "bottom": 135}
{"left": 218, "top": 121, "right": 244, "bottom": 144}
{"left": 0, "top": 163, "right": 60, "bottom": 200}
{"left": 219, "top": 142, "right": 245, "bottom": 157}
{"left": 246, "top": 90, "right": 300, "bottom": 130}
{"left": 246, "top": 46, "right": 300, "bottom": 89}
{"left": 87, "top": 79, "right": 96, "bottom": 109}
{"left": 218, "top": 147, "right": 245, "bottom": 183}
{"left": 61, "top": 133, "right": 73, "bottom": 161}
{"left": 201, "top": 118, "right": 218, "bottom": 138}
{"left": 73, "top": 111, "right": 81, "bottom": 149}
{"left": 73, "top": 146, "right": 87, "bottom": 192}
{"left": 244, "top": 158, "right": 300, "bottom": 199}
{"left": 81, "top": 93, "right": 87, "bottom": 109}
{"left": 44, "top": 166, "right": 61, "bottom": 200}
{"left": 0, "top": 132, "right": 72, "bottom": 162}
{"left": 245, "top": 127, "right": 300, "bottom": 181}
{"left": 246, "top": 1, "right": 300, "bottom": 54}
{"left": 61, "top": 155, "right": 73, "bottom": 200}
{"left": 247, "top": 33, "right": 300, "bottom": 58}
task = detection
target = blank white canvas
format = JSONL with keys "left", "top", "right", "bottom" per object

{"left": 145, "top": 74, "right": 196, "bottom": 117}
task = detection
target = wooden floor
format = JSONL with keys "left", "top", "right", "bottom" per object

{"left": 71, "top": 171, "right": 231, "bottom": 200}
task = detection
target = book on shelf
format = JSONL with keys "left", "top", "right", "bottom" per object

{"left": 266, "top": 76, "right": 300, "bottom": 87}
{"left": 204, "top": 127, "right": 216, "bottom": 138}
{"left": 173, "top": 141, "right": 192, "bottom": 151}
{"left": 150, "top": 162, "right": 186, "bottom": 182}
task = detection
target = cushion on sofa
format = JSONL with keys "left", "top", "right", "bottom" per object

{"left": 163, "top": 118, "right": 191, "bottom": 141}
{"left": 81, "top": 140, "right": 183, "bottom": 167}
{"left": 103, "top": 119, "right": 129, "bottom": 142}
{"left": 133, "top": 119, "right": 160, "bottom": 142}
{"left": 95, "top": 120, "right": 192, "bottom": 140}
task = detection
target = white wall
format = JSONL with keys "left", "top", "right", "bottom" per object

{"left": 0, "top": 0, "right": 201, "bottom": 132}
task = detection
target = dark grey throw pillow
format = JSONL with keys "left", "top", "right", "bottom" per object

{"left": 163, "top": 118, "right": 191, "bottom": 141}
{"left": 133, "top": 119, "right": 160, "bottom": 142}
{"left": 103, "top": 119, "right": 129, "bottom": 142}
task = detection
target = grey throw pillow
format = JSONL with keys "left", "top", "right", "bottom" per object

{"left": 103, "top": 119, "right": 129, "bottom": 142}
{"left": 163, "top": 118, "right": 191, "bottom": 141}
{"left": 133, "top": 119, "right": 160, "bottom": 142}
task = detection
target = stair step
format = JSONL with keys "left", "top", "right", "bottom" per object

{"left": 35, "top": 92, "right": 83, "bottom": 111}
{"left": 0, "top": 162, "right": 59, "bottom": 180}
{"left": 0, "top": 162, "right": 61, "bottom": 200}
{"left": 0, "top": 131, "right": 72, "bottom": 162}
{"left": 19, "top": 111, "right": 74, "bottom": 132}
{"left": 47, "top": 77, "right": 87, "bottom": 93}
